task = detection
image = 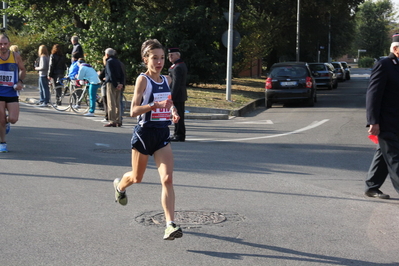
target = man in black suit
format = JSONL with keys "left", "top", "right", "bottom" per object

{"left": 168, "top": 47, "right": 188, "bottom": 141}
{"left": 70, "top": 36, "right": 84, "bottom": 62}
{"left": 365, "top": 33, "right": 399, "bottom": 199}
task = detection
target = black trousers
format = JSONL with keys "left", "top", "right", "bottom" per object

{"left": 365, "top": 131, "right": 399, "bottom": 194}
{"left": 173, "top": 101, "right": 186, "bottom": 140}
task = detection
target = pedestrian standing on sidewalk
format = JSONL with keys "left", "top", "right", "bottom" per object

{"left": 168, "top": 47, "right": 187, "bottom": 142}
{"left": 70, "top": 36, "right": 84, "bottom": 62}
{"left": 34, "top": 45, "right": 50, "bottom": 107}
{"left": 97, "top": 55, "right": 108, "bottom": 122}
{"left": 0, "top": 33, "right": 26, "bottom": 153}
{"left": 113, "top": 39, "right": 183, "bottom": 240}
{"left": 103, "top": 48, "right": 124, "bottom": 127}
{"left": 365, "top": 33, "right": 399, "bottom": 199}
{"left": 48, "top": 44, "right": 66, "bottom": 105}
{"left": 76, "top": 59, "right": 101, "bottom": 116}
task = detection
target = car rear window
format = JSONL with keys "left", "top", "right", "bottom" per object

{"left": 270, "top": 66, "right": 308, "bottom": 78}
{"left": 331, "top": 63, "right": 340, "bottom": 68}
{"left": 341, "top": 62, "right": 348, "bottom": 68}
{"left": 308, "top": 64, "right": 325, "bottom": 71}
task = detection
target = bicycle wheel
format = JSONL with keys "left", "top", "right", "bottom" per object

{"left": 61, "top": 78, "right": 73, "bottom": 96}
{"left": 70, "top": 89, "right": 90, "bottom": 113}
{"left": 48, "top": 80, "right": 56, "bottom": 105}
{"left": 50, "top": 85, "right": 71, "bottom": 111}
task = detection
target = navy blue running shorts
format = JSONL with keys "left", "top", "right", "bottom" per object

{"left": 0, "top": 96, "right": 19, "bottom": 103}
{"left": 131, "top": 125, "right": 170, "bottom": 156}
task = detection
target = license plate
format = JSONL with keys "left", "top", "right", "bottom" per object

{"left": 281, "top": 81, "right": 297, "bottom": 86}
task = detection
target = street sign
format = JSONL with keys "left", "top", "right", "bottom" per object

{"left": 222, "top": 30, "right": 241, "bottom": 49}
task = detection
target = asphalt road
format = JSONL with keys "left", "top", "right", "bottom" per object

{"left": 1, "top": 67, "right": 399, "bottom": 265}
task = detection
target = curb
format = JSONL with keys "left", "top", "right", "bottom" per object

{"left": 185, "top": 98, "right": 265, "bottom": 120}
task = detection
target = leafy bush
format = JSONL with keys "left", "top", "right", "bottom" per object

{"left": 358, "top": 57, "right": 375, "bottom": 68}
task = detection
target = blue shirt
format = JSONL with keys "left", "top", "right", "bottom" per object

{"left": 0, "top": 52, "right": 19, "bottom": 97}
{"left": 68, "top": 61, "right": 79, "bottom": 79}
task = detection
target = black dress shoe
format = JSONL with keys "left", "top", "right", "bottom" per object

{"left": 104, "top": 123, "right": 117, "bottom": 127}
{"left": 170, "top": 136, "right": 185, "bottom": 142}
{"left": 365, "top": 189, "right": 390, "bottom": 199}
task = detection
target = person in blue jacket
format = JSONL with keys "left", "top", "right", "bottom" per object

{"left": 68, "top": 55, "right": 80, "bottom": 80}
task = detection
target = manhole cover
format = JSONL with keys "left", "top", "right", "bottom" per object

{"left": 135, "top": 211, "right": 244, "bottom": 228}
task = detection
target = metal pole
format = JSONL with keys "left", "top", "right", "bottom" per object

{"left": 3, "top": 2, "right": 7, "bottom": 30}
{"left": 327, "top": 13, "right": 331, "bottom": 62}
{"left": 296, "top": 0, "right": 300, "bottom": 62}
{"left": 225, "top": 0, "right": 233, "bottom": 101}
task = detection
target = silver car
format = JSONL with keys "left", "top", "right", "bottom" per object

{"left": 331, "top": 62, "right": 345, "bottom": 81}
{"left": 340, "top": 61, "right": 351, "bottom": 80}
{"left": 308, "top": 62, "right": 338, "bottom": 90}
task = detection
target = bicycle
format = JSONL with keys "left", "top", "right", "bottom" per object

{"left": 48, "top": 77, "right": 74, "bottom": 111}
{"left": 70, "top": 82, "right": 128, "bottom": 115}
{"left": 69, "top": 80, "right": 90, "bottom": 113}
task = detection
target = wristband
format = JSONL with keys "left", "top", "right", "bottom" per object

{"left": 148, "top": 102, "right": 157, "bottom": 111}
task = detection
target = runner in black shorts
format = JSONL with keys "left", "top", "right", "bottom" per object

{"left": 0, "top": 33, "right": 26, "bottom": 153}
{"left": 131, "top": 125, "right": 170, "bottom": 156}
{"left": 112, "top": 39, "right": 183, "bottom": 240}
{"left": 0, "top": 96, "right": 19, "bottom": 103}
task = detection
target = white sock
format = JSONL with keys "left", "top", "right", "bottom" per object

{"left": 167, "top": 221, "right": 174, "bottom": 227}
{"left": 117, "top": 186, "right": 125, "bottom": 193}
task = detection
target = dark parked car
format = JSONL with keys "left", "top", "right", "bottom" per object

{"left": 265, "top": 62, "right": 317, "bottom": 108}
{"left": 308, "top": 62, "right": 337, "bottom": 90}
{"left": 331, "top": 62, "right": 345, "bottom": 81}
{"left": 340, "top": 61, "right": 351, "bottom": 80}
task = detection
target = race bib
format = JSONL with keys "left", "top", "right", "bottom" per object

{"left": 0, "top": 70, "right": 15, "bottom": 87}
{"left": 150, "top": 92, "right": 171, "bottom": 121}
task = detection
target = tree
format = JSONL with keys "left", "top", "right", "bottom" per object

{"left": 354, "top": 0, "right": 396, "bottom": 59}
{"left": 233, "top": 0, "right": 363, "bottom": 72}
{"left": 2, "top": 0, "right": 372, "bottom": 84}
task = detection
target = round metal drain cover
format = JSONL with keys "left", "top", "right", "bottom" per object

{"left": 136, "top": 211, "right": 244, "bottom": 228}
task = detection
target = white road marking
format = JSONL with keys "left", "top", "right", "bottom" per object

{"left": 188, "top": 119, "right": 329, "bottom": 142}
{"left": 351, "top": 74, "right": 370, "bottom": 78}
{"left": 95, "top": 143, "right": 110, "bottom": 147}
{"left": 236, "top": 120, "right": 274, "bottom": 124}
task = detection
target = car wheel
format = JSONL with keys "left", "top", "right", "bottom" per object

{"left": 328, "top": 81, "right": 333, "bottom": 90}
{"left": 307, "top": 93, "right": 315, "bottom": 107}
{"left": 333, "top": 80, "right": 338, "bottom": 89}
{"left": 346, "top": 74, "right": 350, "bottom": 80}
{"left": 266, "top": 99, "right": 272, "bottom": 109}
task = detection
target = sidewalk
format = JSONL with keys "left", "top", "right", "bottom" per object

{"left": 19, "top": 84, "right": 262, "bottom": 120}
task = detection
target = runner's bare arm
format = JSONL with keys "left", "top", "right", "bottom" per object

{"left": 131, "top": 75, "right": 149, "bottom": 117}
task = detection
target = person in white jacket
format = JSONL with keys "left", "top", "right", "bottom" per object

{"left": 76, "top": 59, "right": 101, "bottom": 116}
